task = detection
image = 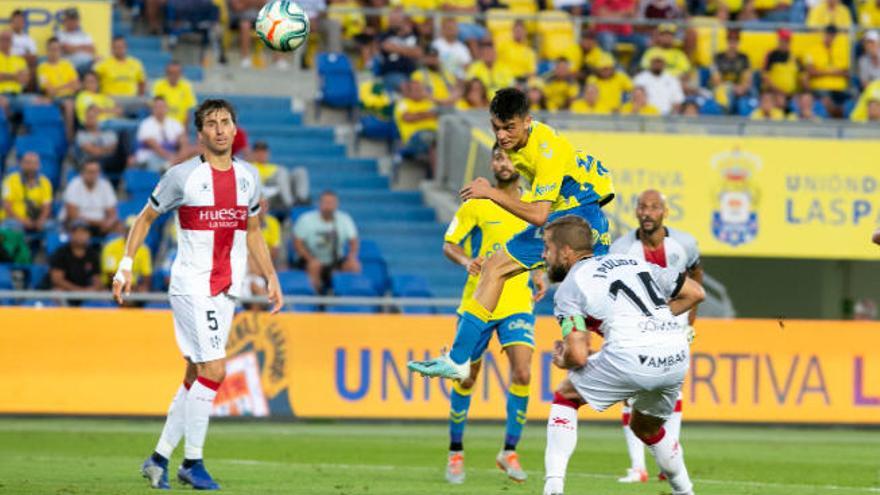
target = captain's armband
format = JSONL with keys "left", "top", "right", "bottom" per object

{"left": 557, "top": 315, "right": 587, "bottom": 338}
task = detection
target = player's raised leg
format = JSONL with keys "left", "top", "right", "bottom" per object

{"left": 618, "top": 400, "right": 649, "bottom": 483}
{"left": 141, "top": 361, "right": 197, "bottom": 489}
{"left": 408, "top": 251, "right": 526, "bottom": 379}
{"left": 630, "top": 409, "right": 694, "bottom": 495}
{"left": 447, "top": 361, "right": 481, "bottom": 484}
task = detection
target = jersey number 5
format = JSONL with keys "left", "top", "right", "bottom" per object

{"left": 608, "top": 272, "right": 667, "bottom": 317}
{"left": 206, "top": 310, "right": 219, "bottom": 331}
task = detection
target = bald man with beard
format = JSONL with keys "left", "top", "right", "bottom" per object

{"left": 609, "top": 189, "right": 703, "bottom": 484}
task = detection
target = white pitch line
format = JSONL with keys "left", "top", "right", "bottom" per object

{"left": 219, "top": 459, "right": 880, "bottom": 493}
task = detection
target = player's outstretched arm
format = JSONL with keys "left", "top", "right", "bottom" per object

{"left": 686, "top": 264, "right": 704, "bottom": 325}
{"left": 246, "top": 216, "right": 283, "bottom": 314}
{"left": 112, "top": 205, "right": 159, "bottom": 305}
{"left": 460, "top": 178, "right": 552, "bottom": 226}
{"left": 668, "top": 277, "right": 705, "bottom": 317}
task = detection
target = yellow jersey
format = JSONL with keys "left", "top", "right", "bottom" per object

{"left": 411, "top": 68, "right": 455, "bottom": 101}
{"left": 101, "top": 236, "right": 153, "bottom": 286}
{"left": 393, "top": 97, "right": 437, "bottom": 143}
{"left": 94, "top": 56, "right": 146, "bottom": 97}
{"left": 807, "top": 2, "right": 853, "bottom": 27}
{"left": 0, "top": 172, "right": 52, "bottom": 221}
{"left": 570, "top": 99, "right": 613, "bottom": 114}
{"left": 544, "top": 78, "right": 579, "bottom": 111}
{"left": 37, "top": 59, "right": 78, "bottom": 97}
{"left": 75, "top": 90, "right": 117, "bottom": 124}
{"left": 0, "top": 52, "right": 26, "bottom": 94}
{"left": 860, "top": 0, "right": 880, "bottom": 27}
{"left": 152, "top": 78, "right": 197, "bottom": 125}
{"left": 802, "top": 44, "right": 849, "bottom": 91}
{"left": 619, "top": 102, "right": 661, "bottom": 115}
{"left": 465, "top": 61, "right": 514, "bottom": 98}
{"left": 640, "top": 47, "right": 692, "bottom": 77}
{"left": 498, "top": 42, "right": 537, "bottom": 80}
{"left": 263, "top": 214, "right": 281, "bottom": 249}
{"left": 506, "top": 121, "right": 615, "bottom": 213}
{"left": 750, "top": 108, "right": 786, "bottom": 120}
{"left": 850, "top": 80, "right": 880, "bottom": 122}
{"left": 589, "top": 72, "right": 633, "bottom": 111}
{"left": 444, "top": 198, "right": 532, "bottom": 319}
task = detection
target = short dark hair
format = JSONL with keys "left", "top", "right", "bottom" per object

{"left": 545, "top": 215, "right": 594, "bottom": 253}
{"left": 320, "top": 190, "right": 338, "bottom": 199}
{"left": 112, "top": 35, "right": 126, "bottom": 42}
{"left": 47, "top": 37, "right": 59, "bottom": 46}
{"left": 11, "top": 9, "right": 23, "bottom": 18}
{"left": 253, "top": 140, "right": 269, "bottom": 150}
{"left": 194, "top": 99, "right": 237, "bottom": 132}
{"left": 490, "top": 88, "right": 530, "bottom": 121}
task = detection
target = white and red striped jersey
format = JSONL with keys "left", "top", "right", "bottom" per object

{"left": 149, "top": 155, "right": 262, "bottom": 297}
{"left": 610, "top": 226, "right": 700, "bottom": 324}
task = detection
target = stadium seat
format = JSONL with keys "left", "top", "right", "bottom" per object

{"left": 22, "top": 104, "right": 64, "bottom": 127}
{"left": 0, "top": 264, "right": 13, "bottom": 290}
{"left": 122, "top": 169, "right": 161, "bottom": 197}
{"left": 44, "top": 228, "right": 67, "bottom": 256}
{"left": 315, "top": 52, "right": 358, "bottom": 120}
{"left": 536, "top": 11, "right": 580, "bottom": 67}
{"left": 391, "top": 274, "right": 434, "bottom": 314}
{"left": 329, "top": 273, "right": 380, "bottom": 313}
{"left": 27, "top": 264, "right": 48, "bottom": 289}
{"left": 277, "top": 270, "right": 319, "bottom": 312}
{"left": 486, "top": 8, "right": 515, "bottom": 46}
{"left": 117, "top": 199, "right": 144, "bottom": 222}
{"left": 356, "top": 114, "right": 398, "bottom": 153}
{"left": 144, "top": 301, "right": 172, "bottom": 310}
{"left": 358, "top": 239, "right": 383, "bottom": 263}
{"left": 81, "top": 300, "right": 117, "bottom": 309}
{"left": 361, "top": 260, "right": 389, "bottom": 295}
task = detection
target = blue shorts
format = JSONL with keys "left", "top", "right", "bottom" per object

{"left": 504, "top": 203, "right": 610, "bottom": 270}
{"left": 466, "top": 312, "right": 536, "bottom": 362}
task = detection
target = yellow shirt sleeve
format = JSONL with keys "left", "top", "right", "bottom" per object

{"left": 134, "top": 59, "right": 146, "bottom": 83}
{"left": 529, "top": 132, "right": 566, "bottom": 203}
{"left": 39, "top": 177, "right": 53, "bottom": 205}
{"left": 444, "top": 201, "right": 478, "bottom": 245}
{"left": 135, "top": 245, "right": 153, "bottom": 278}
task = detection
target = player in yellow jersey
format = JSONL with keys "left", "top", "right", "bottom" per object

{"left": 409, "top": 87, "right": 614, "bottom": 381}
{"left": 442, "top": 143, "right": 547, "bottom": 485}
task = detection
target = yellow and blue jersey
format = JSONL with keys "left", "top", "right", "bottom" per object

{"left": 506, "top": 120, "right": 615, "bottom": 213}
{"left": 444, "top": 197, "right": 533, "bottom": 320}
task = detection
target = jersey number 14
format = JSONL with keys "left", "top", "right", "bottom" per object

{"left": 609, "top": 272, "right": 667, "bottom": 317}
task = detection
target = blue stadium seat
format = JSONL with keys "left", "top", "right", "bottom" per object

{"left": 316, "top": 52, "right": 358, "bottom": 119}
{"left": 145, "top": 301, "right": 172, "bottom": 310}
{"left": 361, "top": 260, "right": 389, "bottom": 295}
{"left": 117, "top": 199, "right": 144, "bottom": 222}
{"left": 358, "top": 239, "right": 384, "bottom": 262}
{"left": 0, "top": 264, "right": 13, "bottom": 290}
{"left": 44, "top": 228, "right": 66, "bottom": 256}
{"left": 277, "top": 269, "right": 319, "bottom": 312}
{"left": 22, "top": 104, "right": 64, "bottom": 126}
{"left": 329, "top": 273, "right": 380, "bottom": 313}
{"left": 391, "top": 274, "right": 434, "bottom": 314}
{"left": 152, "top": 270, "right": 169, "bottom": 291}
{"left": 123, "top": 169, "right": 161, "bottom": 197}
{"left": 81, "top": 300, "right": 117, "bottom": 308}
{"left": 28, "top": 264, "right": 49, "bottom": 289}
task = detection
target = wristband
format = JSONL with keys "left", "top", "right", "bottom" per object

{"left": 559, "top": 315, "right": 586, "bottom": 338}
{"left": 118, "top": 256, "right": 133, "bottom": 272}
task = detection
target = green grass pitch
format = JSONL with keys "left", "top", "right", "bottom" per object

{"left": 0, "top": 418, "right": 877, "bottom": 494}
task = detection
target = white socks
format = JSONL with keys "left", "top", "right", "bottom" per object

{"left": 184, "top": 377, "right": 221, "bottom": 460}
{"left": 666, "top": 408, "right": 683, "bottom": 441}
{"left": 544, "top": 398, "right": 579, "bottom": 494}
{"left": 646, "top": 427, "right": 693, "bottom": 495}
{"left": 622, "top": 407, "right": 646, "bottom": 471}
{"left": 155, "top": 383, "right": 189, "bottom": 459}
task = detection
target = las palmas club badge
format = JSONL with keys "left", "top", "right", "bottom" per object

{"left": 711, "top": 148, "right": 761, "bottom": 247}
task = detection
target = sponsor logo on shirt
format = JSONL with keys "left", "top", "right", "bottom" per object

{"left": 534, "top": 183, "right": 557, "bottom": 197}
{"left": 638, "top": 349, "right": 688, "bottom": 371}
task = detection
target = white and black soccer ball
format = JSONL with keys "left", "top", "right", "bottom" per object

{"left": 255, "top": 0, "right": 311, "bottom": 52}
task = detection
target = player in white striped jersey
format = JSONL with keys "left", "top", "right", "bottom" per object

{"left": 540, "top": 215, "right": 704, "bottom": 495}
{"left": 113, "top": 99, "right": 283, "bottom": 490}
{"left": 610, "top": 189, "right": 703, "bottom": 483}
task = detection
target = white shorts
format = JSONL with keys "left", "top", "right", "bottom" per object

{"left": 569, "top": 344, "right": 689, "bottom": 420}
{"left": 169, "top": 294, "right": 237, "bottom": 363}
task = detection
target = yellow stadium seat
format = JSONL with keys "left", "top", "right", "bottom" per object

{"left": 501, "top": 0, "right": 538, "bottom": 33}
{"left": 537, "top": 11, "right": 577, "bottom": 61}
{"left": 487, "top": 8, "right": 515, "bottom": 46}
{"left": 739, "top": 31, "right": 778, "bottom": 68}
{"left": 692, "top": 17, "right": 726, "bottom": 67}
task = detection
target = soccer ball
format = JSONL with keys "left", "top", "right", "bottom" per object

{"left": 255, "top": 0, "right": 311, "bottom": 52}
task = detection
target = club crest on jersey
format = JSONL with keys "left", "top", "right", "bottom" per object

{"left": 200, "top": 182, "right": 211, "bottom": 193}
{"left": 711, "top": 148, "right": 760, "bottom": 247}
{"left": 238, "top": 177, "right": 249, "bottom": 193}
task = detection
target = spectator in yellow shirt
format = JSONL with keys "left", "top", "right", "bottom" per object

{"left": 465, "top": 39, "right": 514, "bottom": 99}
{"left": 0, "top": 30, "right": 29, "bottom": 95}
{"left": 455, "top": 78, "right": 490, "bottom": 110}
{"left": 1, "top": 152, "right": 52, "bottom": 232}
{"left": 579, "top": 30, "right": 607, "bottom": 78}
{"left": 588, "top": 53, "right": 633, "bottom": 112}
{"left": 525, "top": 76, "right": 548, "bottom": 111}
{"left": 619, "top": 86, "right": 661, "bottom": 115}
{"left": 93, "top": 36, "right": 146, "bottom": 98}
{"left": 640, "top": 24, "right": 691, "bottom": 79}
{"left": 849, "top": 79, "right": 880, "bottom": 121}
{"left": 861, "top": 0, "right": 880, "bottom": 28}
{"left": 75, "top": 71, "right": 122, "bottom": 125}
{"left": 750, "top": 91, "right": 786, "bottom": 120}
{"left": 801, "top": 25, "right": 850, "bottom": 117}
{"left": 394, "top": 80, "right": 438, "bottom": 177}
{"left": 101, "top": 216, "right": 152, "bottom": 291}
{"left": 151, "top": 61, "right": 197, "bottom": 127}
{"left": 411, "top": 47, "right": 458, "bottom": 107}
{"left": 807, "top": 0, "right": 853, "bottom": 28}
{"left": 37, "top": 37, "right": 80, "bottom": 139}
{"left": 544, "top": 58, "right": 579, "bottom": 110}
{"left": 762, "top": 29, "right": 799, "bottom": 97}
{"left": 570, "top": 83, "right": 613, "bottom": 114}
{"left": 498, "top": 20, "right": 537, "bottom": 81}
